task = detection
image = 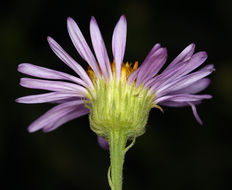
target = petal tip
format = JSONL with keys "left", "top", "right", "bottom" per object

{"left": 15, "top": 98, "right": 20, "bottom": 103}
{"left": 162, "top": 48, "right": 168, "bottom": 56}
{"left": 19, "top": 77, "right": 25, "bottom": 83}
{"left": 17, "top": 64, "right": 24, "bottom": 72}
{"left": 202, "top": 51, "right": 208, "bottom": 58}
{"left": 90, "top": 16, "right": 96, "bottom": 22}
{"left": 120, "top": 15, "right": 127, "bottom": 24}
{"left": 189, "top": 103, "right": 203, "bottom": 126}
{"left": 67, "top": 17, "right": 77, "bottom": 28}
{"left": 27, "top": 126, "right": 36, "bottom": 133}
{"left": 47, "top": 36, "right": 55, "bottom": 45}
{"left": 47, "top": 36, "right": 52, "bottom": 41}
{"left": 120, "top": 14, "right": 126, "bottom": 20}
{"left": 67, "top": 17, "right": 76, "bottom": 28}
{"left": 199, "top": 51, "right": 208, "bottom": 59}
{"left": 156, "top": 43, "right": 161, "bottom": 48}
{"left": 67, "top": 17, "right": 74, "bottom": 22}
{"left": 197, "top": 119, "right": 203, "bottom": 126}
{"left": 193, "top": 51, "right": 208, "bottom": 63}
{"left": 90, "top": 16, "right": 98, "bottom": 28}
{"left": 189, "top": 43, "right": 196, "bottom": 49}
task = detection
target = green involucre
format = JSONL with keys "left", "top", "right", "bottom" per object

{"left": 86, "top": 77, "right": 154, "bottom": 139}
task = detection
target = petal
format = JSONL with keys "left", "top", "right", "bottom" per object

{"left": 97, "top": 136, "right": 109, "bottom": 150}
{"left": 127, "top": 68, "right": 140, "bottom": 83}
{"left": 43, "top": 105, "right": 89, "bottom": 132}
{"left": 67, "top": 17, "right": 101, "bottom": 77}
{"left": 47, "top": 36, "right": 93, "bottom": 87}
{"left": 145, "top": 61, "right": 187, "bottom": 89}
{"left": 189, "top": 103, "right": 203, "bottom": 125}
{"left": 164, "top": 43, "right": 195, "bottom": 71}
{"left": 146, "top": 43, "right": 161, "bottom": 55}
{"left": 128, "top": 43, "right": 161, "bottom": 84}
{"left": 28, "top": 100, "right": 85, "bottom": 132}
{"left": 137, "top": 44, "right": 161, "bottom": 73}
{"left": 178, "top": 51, "right": 208, "bottom": 77}
{"left": 16, "top": 92, "right": 80, "bottom": 104}
{"left": 20, "top": 78, "right": 87, "bottom": 95}
{"left": 49, "top": 97, "right": 84, "bottom": 104}
{"left": 157, "top": 100, "right": 203, "bottom": 125}
{"left": 112, "top": 15, "right": 127, "bottom": 79}
{"left": 18, "top": 63, "right": 87, "bottom": 87}
{"left": 147, "top": 52, "right": 208, "bottom": 91}
{"left": 136, "top": 47, "right": 167, "bottom": 85}
{"left": 90, "top": 17, "right": 112, "bottom": 79}
{"left": 159, "top": 100, "right": 201, "bottom": 107}
{"left": 154, "top": 64, "right": 215, "bottom": 97}
{"left": 173, "top": 78, "right": 211, "bottom": 94}
{"left": 155, "top": 94, "right": 212, "bottom": 104}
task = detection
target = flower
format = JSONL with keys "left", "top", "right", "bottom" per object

{"left": 17, "top": 15, "right": 214, "bottom": 138}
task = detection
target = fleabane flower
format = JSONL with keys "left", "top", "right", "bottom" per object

{"left": 17, "top": 15, "right": 214, "bottom": 190}
{"left": 17, "top": 15, "right": 214, "bottom": 140}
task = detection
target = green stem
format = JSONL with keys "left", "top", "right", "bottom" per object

{"left": 108, "top": 130, "right": 128, "bottom": 190}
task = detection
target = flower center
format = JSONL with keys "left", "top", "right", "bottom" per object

{"left": 86, "top": 61, "right": 138, "bottom": 82}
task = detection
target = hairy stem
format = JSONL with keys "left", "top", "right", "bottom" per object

{"left": 108, "top": 130, "right": 127, "bottom": 190}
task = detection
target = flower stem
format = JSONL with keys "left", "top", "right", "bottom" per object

{"left": 108, "top": 130, "right": 128, "bottom": 190}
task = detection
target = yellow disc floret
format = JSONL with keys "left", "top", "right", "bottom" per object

{"left": 87, "top": 61, "right": 138, "bottom": 82}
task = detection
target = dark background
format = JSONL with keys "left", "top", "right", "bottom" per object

{"left": 1, "top": 0, "right": 232, "bottom": 189}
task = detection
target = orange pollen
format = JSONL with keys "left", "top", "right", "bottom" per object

{"left": 87, "top": 61, "right": 138, "bottom": 82}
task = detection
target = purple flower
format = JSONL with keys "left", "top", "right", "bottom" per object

{"left": 17, "top": 15, "right": 214, "bottom": 138}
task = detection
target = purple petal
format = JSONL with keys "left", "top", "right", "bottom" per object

{"left": 171, "top": 78, "right": 210, "bottom": 94}
{"left": 90, "top": 17, "right": 112, "bottom": 79}
{"left": 136, "top": 45, "right": 163, "bottom": 83}
{"left": 146, "top": 43, "right": 161, "bottom": 55}
{"left": 97, "top": 136, "right": 109, "bottom": 150}
{"left": 28, "top": 100, "right": 86, "bottom": 132}
{"left": 154, "top": 64, "right": 215, "bottom": 97}
{"left": 127, "top": 43, "right": 161, "bottom": 84}
{"left": 159, "top": 100, "right": 201, "bottom": 107}
{"left": 147, "top": 52, "right": 208, "bottom": 91}
{"left": 155, "top": 94, "right": 212, "bottom": 104}
{"left": 127, "top": 68, "right": 140, "bottom": 83}
{"left": 20, "top": 78, "right": 87, "bottom": 95}
{"left": 144, "top": 59, "right": 189, "bottom": 89}
{"left": 18, "top": 63, "right": 87, "bottom": 87}
{"left": 173, "top": 78, "right": 211, "bottom": 94}
{"left": 47, "top": 37, "right": 93, "bottom": 87}
{"left": 67, "top": 17, "right": 101, "bottom": 77}
{"left": 136, "top": 44, "right": 161, "bottom": 74}
{"left": 43, "top": 106, "right": 89, "bottom": 132}
{"left": 164, "top": 43, "right": 195, "bottom": 71}
{"left": 136, "top": 48, "right": 167, "bottom": 85}
{"left": 49, "top": 97, "right": 83, "bottom": 104}
{"left": 16, "top": 92, "right": 81, "bottom": 104}
{"left": 189, "top": 103, "right": 203, "bottom": 125}
{"left": 158, "top": 100, "right": 203, "bottom": 125}
{"left": 178, "top": 51, "right": 208, "bottom": 77}
{"left": 112, "top": 15, "right": 127, "bottom": 79}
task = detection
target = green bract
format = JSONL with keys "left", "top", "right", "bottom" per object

{"left": 86, "top": 77, "right": 155, "bottom": 140}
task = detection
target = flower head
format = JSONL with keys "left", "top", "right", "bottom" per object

{"left": 17, "top": 15, "right": 214, "bottom": 140}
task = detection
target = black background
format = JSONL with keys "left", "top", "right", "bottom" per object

{"left": 1, "top": 0, "right": 232, "bottom": 189}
